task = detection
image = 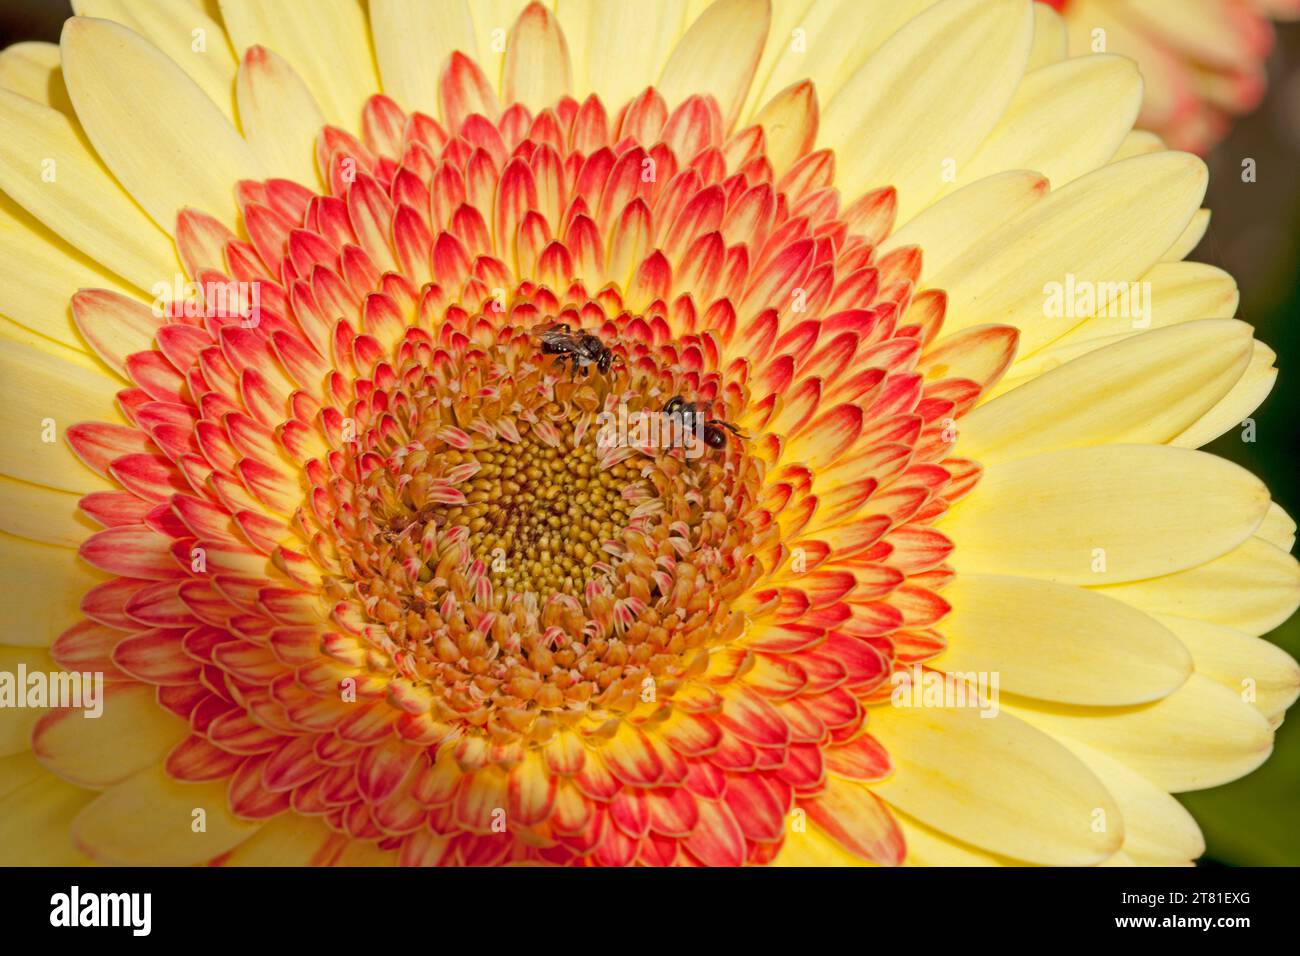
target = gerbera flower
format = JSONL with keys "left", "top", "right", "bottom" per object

{"left": 1040, "top": 0, "right": 1300, "bottom": 151}
{"left": 0, "top": 0, "right": 1296, "bottom": 867}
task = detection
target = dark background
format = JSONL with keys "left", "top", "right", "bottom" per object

{"left": 1, "top": 0, "right": 1296, "bottom": 864}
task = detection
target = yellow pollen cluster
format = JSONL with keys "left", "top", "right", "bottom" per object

{"left": 432, "top": 435, "right": 642, "bottom": 601}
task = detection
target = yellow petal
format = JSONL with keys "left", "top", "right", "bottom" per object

{"left": 936, "top": 574, "right": 1191, "bottom": 706}
{"left": 882, "top": 169, "right": 1048, "bottom": 273}
{"left": 895, "top": 810, "right": 1013, "bottom": 865}
{"left": 334, "top": 840, "right": 399, "bottom": 866}
{"left": 235, "top": 46, "right": 325, "bottom": 188}
{"left": 1006, "top": 675, "right": 1273, "bottom": 793}
{"left": 0, "top": 754, "right": 95, "bottom": 865}
{"left": 771, "top": 819, "right": 871, "bottom": 867}
{"left": 870, "top": 702, "right": 1122, "bottom": 865}
{"left": 1026, "top": 1, "right": 1067, "bottom": 70}
{"left": 821, "top": 0, "right": 1033, "bottom": 219}
{"left": 956, "top": 55, "right": 1141, "bottom": 190}
{"left": 734, "top": 0, "right": 815, "bottom": 122}
{"left": 1075, "top": 260, "right": 1238, "bottom": 330}
{"left": 0, "top": 41, "right": 73, "bottom": 114}
{"left": 932, "top": 152, "right": 1206, "bottom": 350}
{"left": 71, "top": 764, "right": 262, "bottom": 865}
{"left": 1156, "top": 614, "right": 1300, "bottom": 724}
{"left": 751, "top": 80, "right": 817, "bottom": 176}
{"left": 944, "top": 445, "right": 1270, "bottom": 585}
{"left": 221, "top": 813, "right": 345, "bottom": 866}
{"left": 1098, "top": 537, "right": 1300, "bottom": 637}
{"left": 73, "top": 0, "right": 239, "bottom": 121}
{"left": 503, "top": 2, "right": 573, "bottom": 111}
{"left": 0, "top": 196, "right": 139, "bottom": 350}
{"left": 1112, "top": 129, "right": 1165, "bottom": 160}
{"left": 370, "top": 0, "right": 477, "bottom": 117}
{"left": 658, "top": 0, "right": 771, "bottom": 131}
{"left": 0, "top": 476, "right": 95, "bottom": 548}
{"left": 1255, "top": 502, "right": 1296, "bottom": 553}
{"left": 0, "top": 313, "right": 103, "bottom": 381}
{"left": 744, "top": 0, "right": 933, "bottom": 123}
{"left": 1171, "top": 341, "right": 1276, "bottom": 449}
{"left": 218, "top": 0, "right": 378, "bottom": 127}
{"left": 563, "top": 0, "right": 689, "bottom": 104}
{"left": 988, "top": 261, "right": 1240, "bottom": 395}
{"left": 0, "top": 89, "right": 179, "bottom": 292}
{"left": 0, "top": 337, "right": 123, "bottom": 492}
{"left": 465, "top": 0, "right": 532, "bottom": 91}
{"left": 35, "top": 684, "right": 189, "bottom": 789}
{"left": 1053, "top": 738, "right": 1205, "bottom": 865}
{"left": 0, "top": 532, "right": 106, "bottom": 648}
{"left": 61, "top": 16, "right": 264, "bottom": 229}
{"left": 1161, "top": 208, "right": 1210, "bottom": 262}
{"left": 959, "top": 320, "right": 1254, "bottom": 462}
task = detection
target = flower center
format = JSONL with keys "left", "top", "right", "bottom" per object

{"left": 318, "top": 309, "right": 766, "bottom": 740}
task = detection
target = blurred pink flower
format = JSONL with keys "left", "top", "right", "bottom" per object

{"left": 1041, "top": 0, "right": 1300, "bottom": 151}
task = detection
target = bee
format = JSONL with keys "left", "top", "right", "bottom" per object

{"left": 662, "top": 395, "right": 698, "bottom": 419}
{"left": 662, "top": 395, "right": 744, "bottom": 450}
{"left": 701, "top": 418, "right": 743, "bottom": 449}
{"left": 537, "top": 323, "right": 613, "bottom": 376}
